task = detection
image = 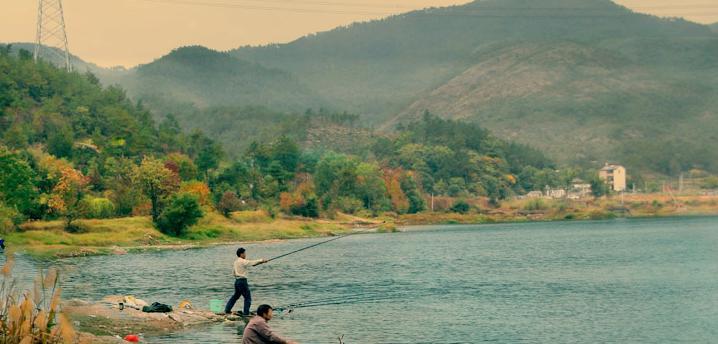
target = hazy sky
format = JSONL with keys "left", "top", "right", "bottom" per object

{"left": 2, "top": 0, "right": 717, "bottom": 67}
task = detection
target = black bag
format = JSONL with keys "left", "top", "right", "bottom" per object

{"left": 142, "top": 302, "right": 173, "bottom": 313}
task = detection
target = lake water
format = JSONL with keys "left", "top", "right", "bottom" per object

{"left": 5, "top": 217, "right": 718, "bottom": 343}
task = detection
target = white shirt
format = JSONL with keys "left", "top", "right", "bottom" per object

{"left": 233, "top": 257, "right": 263, "bottom": 278}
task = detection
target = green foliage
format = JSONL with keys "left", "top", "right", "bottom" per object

{"left": 0, "top": 147, "right": 40, "bottom": 218}
{"left": 134, "top": 157, "right": 180, "bottom": 222}
{"left": 450, "top": 200, "right": 471, "bottom": 214}
{"left": 156, "top": 192, "right": 204, "bottom": 237}
{"left": 290, "top": 196, "right": 319, "bottom": 218}
{"left": 701, "top": 176, "right": 718, "bottom": 189}
{"left": 103, "top": 157, "right": 142, "bottom": 216}
{"left": 523, "top": 199, "right": 547, "bottom": 211}
{"left": 81, "top": 196, "right": 116, "bottom": 219}
{"left": 0, "top": 202, "right": 23, "bottom": 234}
{"left": 400, "top": 174, "right": 425, "bottom": 214}
{"left": 590, "top": 176, "right": 610, "bottom": 198}
{"left": 334, "top": 197, "right": 363, "bottom": 214}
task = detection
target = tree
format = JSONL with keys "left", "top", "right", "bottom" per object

{"left": 401, "top": 172, "right": 425, "bottom": 214}
{"left": 104, "top": 157, "right": 142, "bottom": 216}
{"left": 0, "top": 147, "right": 40, "bottom": 218}
{"left": 590, "top": 175, "right": 610, "bottom": 198}
{"left": 134, "top": 157, "right": 180, "bottom": 222}
{"left": 180, "top": 180, "right": 212, "bottom": 206}
{"left": 271, "top": 136, "right": 300, "bottom": 173}
{"left": 217, "top": 191, "right": 242, "bottom": 217}
{"left": 450, "top": 200, "right": 471, "bottom": 214}
{"left": 383, "top": 169, "right": 409, "bottom": 213}
{"left": 47, "top": 126, "right": 74, "bottom": 158}
{"left": 165, "top": 153, "right": 198, "bottom": 181}
{"left": 156, "top": 192, "right": 203, "bottom": 237}
{"left": 355, "top": 162, "right": 390, "bottom": 212}
{"left": 47, "top": 166, "right": 89, "bottom": 230}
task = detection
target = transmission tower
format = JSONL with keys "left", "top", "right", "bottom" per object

{"left": 34, "top": 0, "right": 72, "bottom": 71}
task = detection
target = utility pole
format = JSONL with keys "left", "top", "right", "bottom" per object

{"left": 34, "top": 0, "right": 72, "bottom": 71}
{"left": 678, "top": 173, "right": 684, "bottom": 194}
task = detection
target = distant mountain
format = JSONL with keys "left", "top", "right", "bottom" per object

{"left": 393, "top": 39, "right": 718, "bottom": 173}
{"left": 226, "top": 0, "right": 718, "bottom": 174}
{"left": 3, "top": 42, "right": 125, "bottom": 81}
{"left": 232, "top": 0, "right": 711, "bottom": 121}
{"left": 15, "top": 0, "right": 716, "bottom": 175}
{"left": 711, "top": 23, "right": 718, "bottom": 33}
{"left": 117, "top": 46, "right": 322, "bottom": 112}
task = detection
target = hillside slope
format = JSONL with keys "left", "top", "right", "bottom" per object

{"left": 232, "top": 0, "right": 711, "bottom": 120}
{"left": 228, "top": 0, "right": 718, "bottom": 174}
{"left": 115, "top": 46, "right": 323, "bottom": 112}
{"left": 393, "top": 40, "right": 718, "bottom": 174}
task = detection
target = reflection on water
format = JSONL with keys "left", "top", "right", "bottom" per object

{"left": 3, "top": 217, "right": 718, "bottom": 343}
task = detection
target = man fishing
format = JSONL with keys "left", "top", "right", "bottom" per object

{"left": 225, "top": 247, "right": 267, "bottom": 316}
{"left": 242, "top": 304, "right": 298, "bottom": 344}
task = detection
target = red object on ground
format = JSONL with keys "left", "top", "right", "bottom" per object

{"left": 124, "top": 334, "right": 140, "bottom": 342}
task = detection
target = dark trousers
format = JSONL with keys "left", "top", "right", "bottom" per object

{"left": 225, "top": 277, "right": 251, "bottom": 315}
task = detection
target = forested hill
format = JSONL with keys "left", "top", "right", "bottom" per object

{"left": 0, "top": 47, "right": 160, "bottom": 159}
{"left": 231, "top": 0, "right": 712, "bottom": 119}
{"left": 226, "top": 0, "right": 718, "bottom": 175}
{"left": 711, "top": 23, "right": 718, "bottom": 33}
{"left": 115, "top": 46, "right": 323, "bottom": 112}
{"left": 1, "top": 49, "right": 563, "bottom": 231}
{"left": 8, "top": 0, "right": 718, "bottom": 176}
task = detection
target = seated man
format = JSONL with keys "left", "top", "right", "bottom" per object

{"left": 242, "top": 304, "right": 298, "bottom": 344}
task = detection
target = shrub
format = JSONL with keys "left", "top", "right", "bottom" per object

{"left": 156, "top": 193, "right": 203, "bottom": 237}
{"left": 334, "top": 197, "right": 363, "bottom": 214}
{"left": 217, "top": 191, "right": 243, "bottom": 217}
{"left": 80, "top": 196, "right": 116, "bottom": 219}
{"left": 0, "top": 202, "right": 23, "bottom": 234}
{"left": 523, "top": 199, "right": 547, "bottom": 211}
{"left": 450, "top": 200, "right": 471, "bottom": 214}
{"left": 291, "top": 196, "right": 319, "bottom": 218}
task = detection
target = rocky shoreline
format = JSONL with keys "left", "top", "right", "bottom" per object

{"left": 64, "top": 296, "right": 245, "bottom": 341}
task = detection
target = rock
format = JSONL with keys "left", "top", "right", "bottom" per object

{"left": 64, "top": 298, "right": 236, "bottom": 337}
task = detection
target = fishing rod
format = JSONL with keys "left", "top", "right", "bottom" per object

{"left": 256, "top": 230, "right": 362, "bottom": 265}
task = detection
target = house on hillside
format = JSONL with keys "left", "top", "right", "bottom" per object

{"left": 599, "top": 163, "right": 627, "bottom": 192}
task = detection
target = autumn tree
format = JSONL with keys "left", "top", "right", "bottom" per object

{"left": 134, "top": 157, "right": 180, "bottom": 222}
{"left": 48, "top": 166, "right": 89, "bottom": 230}
{"left": 217, "top": 191, "right": 243, "bottom": 217}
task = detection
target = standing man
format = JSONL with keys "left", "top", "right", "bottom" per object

{"left": 242, "top": 304, "right": 298, "bottom": 344}
{"left": 225, "top": 247, "right": 267, "bottom": 316}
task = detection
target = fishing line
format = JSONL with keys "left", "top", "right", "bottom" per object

{"left": 260, "top": 230, "right": 362, "bottom": 264}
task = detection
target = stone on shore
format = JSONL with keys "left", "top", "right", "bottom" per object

{"left": 64, "top": 296, "right": 242, "bottom": 337}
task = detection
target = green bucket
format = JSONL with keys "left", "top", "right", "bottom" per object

{"left": 209, "top": 299, "right": 224, "bottom": 314}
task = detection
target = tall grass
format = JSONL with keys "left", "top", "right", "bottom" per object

{"left": 0, "top": 254, "right": 82, "bottom": 343}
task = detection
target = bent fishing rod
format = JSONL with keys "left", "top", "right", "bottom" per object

{"left": 254, "top": 230, "right": 362, "bottom": 266}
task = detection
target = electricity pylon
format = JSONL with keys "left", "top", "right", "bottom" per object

{"left": 34, "top": 0, "right": 72, "bottom": 71}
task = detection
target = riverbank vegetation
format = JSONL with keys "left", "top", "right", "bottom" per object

{"left": 3, "top": 48, "right": 718, "bottom": 258}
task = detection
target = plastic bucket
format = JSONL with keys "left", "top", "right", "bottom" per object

{"left": 209, "top": 299, "right": 224, "bottom": 314}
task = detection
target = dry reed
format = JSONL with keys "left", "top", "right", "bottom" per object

{"left": 0, "top": 254, "right": 84, "bottom": 344}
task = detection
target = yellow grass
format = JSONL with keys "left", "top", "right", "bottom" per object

{"left": 10, "top": 211, "right": 353, "bottom": 258}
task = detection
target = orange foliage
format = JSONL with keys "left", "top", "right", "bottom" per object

{"left": 382, "top": 169, "right": 409, "bottom": 213}
{"left": 47, "top": 166, "right": 89, "bottom": 215}
{"left": 180, "top": 181, "right": 212, "bottom": 206}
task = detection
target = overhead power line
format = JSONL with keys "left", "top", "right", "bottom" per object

{"left": 125, "top": 0, "right": 718, "bottom": 18}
